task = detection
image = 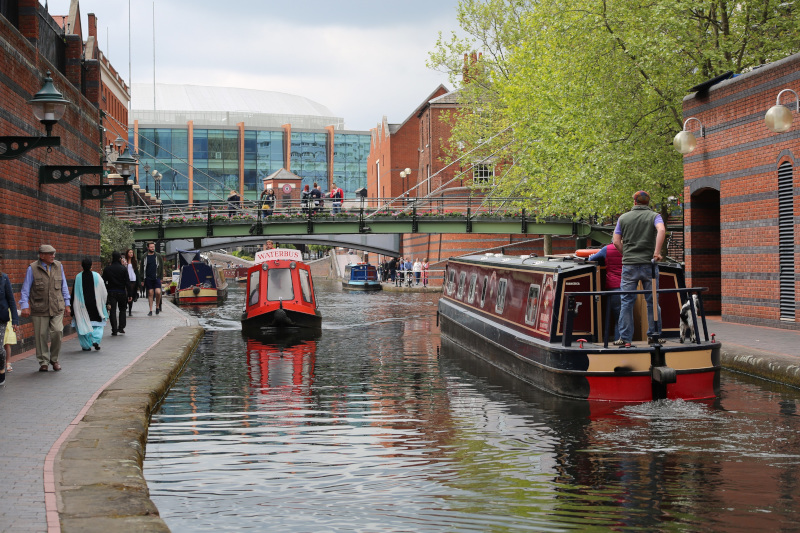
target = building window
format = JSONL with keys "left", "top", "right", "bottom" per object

{"left": 778, "top": 162, "right": 795, "bottom": 320}
{"left": 473, "top": 163, "right": 494, "bottom": 185}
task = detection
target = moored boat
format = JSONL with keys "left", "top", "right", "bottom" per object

{"left": 241, "top": 248, "right": 322, "bottom": 337}
{"left": 223, "top": 266, "right": 249, "bottom": 283}
{"left": 342, "top": 263, "right": 382, "bottom": 291}
{"left": 437, "top": 253, "right": 720, "bottom": 402}
{"left": 173, "top": 250, "right": 228, "bottom": 305}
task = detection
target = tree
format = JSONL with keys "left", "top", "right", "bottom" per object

{"left": 430, "top": 0, "right": 800, "bottom": 218}
{"left": 100, "top": 212, "right": 135, "bottom": 266}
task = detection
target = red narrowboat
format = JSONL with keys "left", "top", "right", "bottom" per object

{"left": 438, "top": 253, "right": 721, "bottom": 402}
{"left": 241, "top": 248, "right": 322, "bottom": 337}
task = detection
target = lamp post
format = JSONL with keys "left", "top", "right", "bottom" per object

{"left": 672, "top": 117, "right": 705, "bottom": 154}
{"left": 765, "top": 89, "right": 799, "bottom": 133}
{"left": 0, "top": 71, "right": 70, "bottom": 160}
{"left": 143, "top": 163, "right": 150, "bottom": 188}
{"left": 399, "top": 167, "right": 411, "bottom": 205}
{"left": 152, "top": 169, "right": 162, "bottom": 199}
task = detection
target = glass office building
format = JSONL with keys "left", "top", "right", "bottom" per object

{"left": 129, "top": 84, "right": 369, "bottom": 204}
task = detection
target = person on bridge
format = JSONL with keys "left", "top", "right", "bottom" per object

{"left": 612, "top": 190, "right": 665, "bottom": 346}
{"left": 310, "top": 182, "right": 323, "bottom": 214}
{"left": 73, "top": 257, "right": 107, "bottom": 350}
{"left": 260, "top": 187, "right": 276, "bottom": 217}
{"left": 330, "top": 183, "right": 344, "bottom": 214}
{"left": 19, "top": 244, "right": 71, "bottom": 372}
{"left": 413, "top": 259, "right": 422, "bottom": 285}
{"left": 227, "top": 190, "right": 241, "bottom": 218}
{"left": 301, "top": 185, "right": 311, "bottom": 214}
{"left": 139, "top": 242, "right": 164, "bottom": 316}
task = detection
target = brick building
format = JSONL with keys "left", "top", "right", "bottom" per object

{"left": 0, "top": 0, "right": 123, "bottom": 352}
{"left": 681, "top": 52, "right": 799, "bottom": 328}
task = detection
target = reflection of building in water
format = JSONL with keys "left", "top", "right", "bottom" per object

{"left": 402, "top": 317, "right": 438, "bottom": 355}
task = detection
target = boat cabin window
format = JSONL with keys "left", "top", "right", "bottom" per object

{"left": 248, "top": 270, "right": 260, "bottom": 306}
{"left": 267, "top": 268, "right": 295, "bottom": 301}
{"left": 480, "top": 276, "right": 488, "bottom": 307}
{"left": 446, "top": 269, "right": 457, "bottom": 295}
{"left": 456, "top": 272, "right": 467, "bottom": 299}
{"left": 299, "top": 269, "right": 313, "bottom": 303}
{"left": 495, "top": 278, "right": 508, "bottom": 314}
{"left": 467, "top": 274, "right": 478, "bottom": 303}
{"left": 524, "top": 284, "right": 540, "bottom": 325}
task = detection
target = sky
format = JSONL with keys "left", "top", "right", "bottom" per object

{"left": 41, "top": 0, "right": 463, "bottom": 131}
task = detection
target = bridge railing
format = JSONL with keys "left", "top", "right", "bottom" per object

{"left": 103, "top": 196, "right": 554, "bottom": 224}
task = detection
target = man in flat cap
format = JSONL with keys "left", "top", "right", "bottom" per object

{"left": 612, "top": 191, "right": 665, "bottom": 346}
{"left": 20, "top": 244, "right": 71, "bottom": 371}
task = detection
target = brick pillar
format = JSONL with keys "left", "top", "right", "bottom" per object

{"left": 282, "top": 123, "right": 292, "bottom": 171}
{"left": 64, "top": 34, "right": 82, "bottom": 89}
{"left": 18, "top": 0, "right": 39, "bottom": 42}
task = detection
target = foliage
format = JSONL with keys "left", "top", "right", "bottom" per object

{"left": 100, "top": 212, "right": 135, "bottom": 266}
{"left": 429, "top": 0, "right": 800, "bottom": 218}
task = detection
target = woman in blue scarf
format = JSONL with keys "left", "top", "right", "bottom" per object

{"left": 73, "top": 257, "right": 108, "bottom": 351}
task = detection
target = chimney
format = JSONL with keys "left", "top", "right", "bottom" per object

{"left": 462, "top": 51, "right": 482, "bottom": 84}
{"left": 88, "top": 13, "right": 97, "bottom": 39}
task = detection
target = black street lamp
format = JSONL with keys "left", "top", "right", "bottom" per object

{"left": 152, "top": 169, "right": 162, "bottom": 199}
{"left": 0, "top": 71, "right": 70, "bottom": 160}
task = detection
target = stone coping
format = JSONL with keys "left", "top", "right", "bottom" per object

{"left": 55, "top": 326, "right": 204, "bottom": 533}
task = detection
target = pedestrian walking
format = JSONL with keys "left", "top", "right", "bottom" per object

{"left": 72, "top": 257, "right": 107, "bottom": 351}
{"left": 139, "top": 242, "right": 164, "bottom": 316}
{"left": 19, "top": 244, "right": 71, "bottom": 372}
{"left": 102, "top": 251, "right": 130, "bottom": 335}
{"left": 124, "top": 248, "right": 139, "bottom": 317}
{"left": 612, "top": 190, "right": 666, "bottom": 345}
{"left": 0, "top": 256, "right": 21, "bottom": 385}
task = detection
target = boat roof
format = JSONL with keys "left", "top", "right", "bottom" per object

{"left": 177, "top": 249, "right": 201, "bottom": 268}
{"left": 450, "top": 253, "right": 594, "bottom": 273}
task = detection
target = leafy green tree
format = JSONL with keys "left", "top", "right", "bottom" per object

{"left": 430, "top": 0, "right": 800, "bottom": 218}
{"left": 100, "top": 212, "right": 135, "bottom": 266}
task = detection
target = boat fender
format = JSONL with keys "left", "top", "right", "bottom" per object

{"left": 575, "top": 249, "right": 598, "bottom": 258}
{"left": 193, "top": 286, "right": 201, "bottom": 295}
{"left": 651, "top": 366, "right": 677, "bottom": 385}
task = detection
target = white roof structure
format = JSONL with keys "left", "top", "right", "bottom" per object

{"left": 131, "top": 83, "right": 345, "bottom": 129}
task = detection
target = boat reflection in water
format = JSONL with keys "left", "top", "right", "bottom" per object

{"left": 245, "top": 336, "right": 316, "bottom": 399}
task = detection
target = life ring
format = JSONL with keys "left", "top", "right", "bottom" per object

{"left": 574, "top": 249, "right": 598, "bottom": 258}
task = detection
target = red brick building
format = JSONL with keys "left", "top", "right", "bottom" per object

{"left": 0, "top": 0, "right": 123, "bottom": 351}
{"left": 682, "top": 52, "right": 800, "bottom": 328}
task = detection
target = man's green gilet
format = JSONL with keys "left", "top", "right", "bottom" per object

{"left": 618, "top": 205, "right": 658, "bottom": 265}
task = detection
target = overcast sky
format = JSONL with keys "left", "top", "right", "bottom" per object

{"left": 42, "top": 0, "right": 462, "bottom": 131}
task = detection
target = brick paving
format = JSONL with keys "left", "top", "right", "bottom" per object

{"left": 0, "top": 299, "right": 189, "bottom": 533}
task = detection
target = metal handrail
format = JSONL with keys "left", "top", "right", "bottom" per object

{"left": 563, "top": 287, "right": 710, "bottom": 349}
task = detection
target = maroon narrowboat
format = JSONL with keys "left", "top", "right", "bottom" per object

{"left": 241, "top": 248, "right": 322, "bottom": 337}
{"left": 437, "top": 253, "right": 721, "bottom": 402}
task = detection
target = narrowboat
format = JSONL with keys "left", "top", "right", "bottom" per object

{"left": 342, "top": 263, "right": 382, "bottom": 291}
{"left": 173, "top": 250, "right": 228, "bottom": 305}
{"left": 241, "top": 248, "right": 322, "bottom": 337}
{"left": 437, "top": 253, "right": 721, "bottom": 402}
{"left": 223, "top": 266, "right": 249, "bottom": 283}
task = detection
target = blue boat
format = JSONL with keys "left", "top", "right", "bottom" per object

{"left": 173, "top": 250, "right": 228, "bottom": 305}
{"left": 342, "top": 263, "right": 382, "bottom": 291}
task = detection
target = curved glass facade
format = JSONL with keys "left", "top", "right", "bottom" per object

{"left": 130, "top": 126, "right": 368, "bottom": 204}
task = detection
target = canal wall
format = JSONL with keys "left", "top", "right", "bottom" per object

{"left": 55, "top": 323, "right": 204, "bottom": 532}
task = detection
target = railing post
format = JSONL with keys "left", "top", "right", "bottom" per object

{"left": 412, "top": 204, "right": 418, "bottom": 233}
{"left": 206, "top": 203, "right": 214, "bottom": 237}
{"left": 306, "top": 200, "right": 314, "bottom": 234}
{"left": 466, "top": 206, "right": 472, "bottom": 233}
{"left": 158, "top": 202, "right": 164, "bottom": 240}
{"left": 521, "top": 208, "right": 528, "bottom": 234}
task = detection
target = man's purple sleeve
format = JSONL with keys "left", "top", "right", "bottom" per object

{"left": 654, "top": 214, "right": 664, "bottom": 225}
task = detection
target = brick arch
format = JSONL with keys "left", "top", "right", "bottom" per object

{"left": 776, "top": 149, "right": 796, "bottom": 167}
{"left": 686, "top": 188, "right": 721, "bottom": 314}
{"left": 688, "top": 175, "right": 720, "bottom": 195}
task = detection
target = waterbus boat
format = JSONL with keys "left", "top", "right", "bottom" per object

{"left": 241, "top": 248, "right": 322, "bottom": 337}
{"left": 173, "top": 250, "right": 228, "bottom": 305}
{"left": 437, "top": 253, "right": 720, "bottom": 402}
{"left": 342, "top": 263, "right": 382, "bottom": 291}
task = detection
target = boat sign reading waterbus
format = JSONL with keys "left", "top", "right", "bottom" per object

{"left": 255, "top": 248, "right": 303, "bottom": 264}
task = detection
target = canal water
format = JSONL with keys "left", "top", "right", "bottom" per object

{"left": 144, "top": 280, "right": 800, "bottom": 532}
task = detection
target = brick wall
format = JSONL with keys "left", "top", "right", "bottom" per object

{"left": 682, "top": 52, "right": 800, "bottom": 328}
{"left": 0, "top": 3, "right": 104, "bottom": 352}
